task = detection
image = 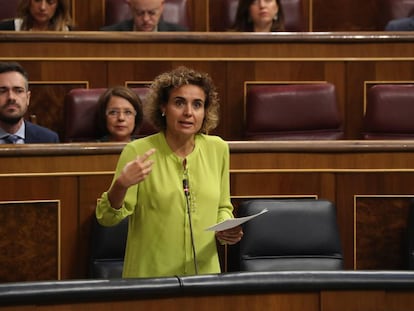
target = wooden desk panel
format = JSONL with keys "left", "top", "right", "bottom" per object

{"left": 1, "top": 141, "right": 414, "bottom": 280}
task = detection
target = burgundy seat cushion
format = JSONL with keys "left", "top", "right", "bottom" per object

{"left": 245, "top": 83, "right": 343, "bottom": 140}
{"left": 0, "top": 0, "right": 18, "bottom": 21}
{"left": 64, "top": 88, "right": 106, "bottom": 142}
{"left": 362, "top": 84, "right": 414, "bottom": 139}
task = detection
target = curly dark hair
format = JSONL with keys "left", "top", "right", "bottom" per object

{"left": 145, "top": 66, "right": 220, "bottom": 134}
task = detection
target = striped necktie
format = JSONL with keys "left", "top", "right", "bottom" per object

{"left": 4, "top": 134, "right": 20, "bottom": 144}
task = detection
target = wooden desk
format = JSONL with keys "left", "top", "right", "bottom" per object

{"left": 1, "top": 140, "right": 414, "bottom": 281}
{"left": 1, "top": 271, "right": 414, "bottom": 311}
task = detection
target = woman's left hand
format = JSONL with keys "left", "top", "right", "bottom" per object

{"left": 216, "top": 225, "right": 243, "bottom": 245}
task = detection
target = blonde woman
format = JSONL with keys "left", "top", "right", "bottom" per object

{"left": 0, "top": 0, "right": 72, "bottom": 31}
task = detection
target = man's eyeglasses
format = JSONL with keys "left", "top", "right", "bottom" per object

{"left": 106, "top": 109, "right": 136, "bottom": 118}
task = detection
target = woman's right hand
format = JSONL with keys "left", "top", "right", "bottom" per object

{"left": 118, "top": 148, "right": 156, "bottom": 188}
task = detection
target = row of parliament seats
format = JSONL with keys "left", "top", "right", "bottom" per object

{"left": 104, "top": 0, "right": 307, "bottom": 31}
{"left": 1, "top": 0, "right": 414, "bottom": 32}
{"left": 0, "top": 0, "right": 305, "bottom": 32}
{"left": 110, "top": 0, "right": 414, "bottom": 32}
{"left": 89, "top": 198, "right": 344, "bottom": 278}
{"left": 246, "top": 82, "right": 414, "bottom": 140}
{"left": 64, "top": 83, "right": 414, "bottom": 142}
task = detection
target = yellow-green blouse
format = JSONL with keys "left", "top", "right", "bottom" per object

{"left": 96, "top": 132, "right": 234, "bottom": 278}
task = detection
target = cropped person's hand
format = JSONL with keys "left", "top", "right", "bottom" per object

{"left": 216, "top": 225, "right": 243, "bottom": 245}
{"left": 118, "top": 148, "right": 156, "bottom": 188}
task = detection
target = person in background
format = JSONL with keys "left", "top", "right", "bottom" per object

{"left": 96, "top": 66, "right": 243, "bottom": 278}
{"left": 101, "top": 0, "right": 187, "bottom": 32}
{"left": 0, "top": 0, "right": 72, "bottom": 31}
{"left": 0, "top": 62, "right": 59, "bottom": 144}
{"left": 385, "top": 16, "right": 414, "bottom": 31}
{"left": 230, "top": 0, "right": 285, "bottom": 32}
{"left": 97, "top": 86, "right": 144, "bottom": 142}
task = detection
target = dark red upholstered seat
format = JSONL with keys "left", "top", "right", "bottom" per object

{"left": 209, "top": 0, "right": 307, "bottom": 31}
{"left": 0, "top": 0, "right": 18, "bottom": 21}
{"left": 244, "top": 83, "right": 343, "bottom": 140}
{"left": 63, "top": 87, "right": 156, "bottom": 142}
{"left": 104, "top": 0, "right": 190, "bottom": 29}
{"left": 362, "top": 84, "right": 414, "bottom": 139}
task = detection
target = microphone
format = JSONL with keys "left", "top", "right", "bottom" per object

{"left": 183, "top": 179, "right": 189, "bottom": 197}
{"left": 183, "top": 167, "right": 198, "bottom": 274}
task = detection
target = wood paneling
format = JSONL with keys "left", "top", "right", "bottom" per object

{"left": 356, "top": 197, "right": 411, "bottom": 270}
{"left": 312, "top": 0, "right": 382, "bottom": 31}
{"left": 2, "top": 141, "right": 414, "bottom": 279}
{"left": 0, "top": 31, "right": 414, "bottom": 281}
{"left": 1, "top": 288, "right": 414, "bottom": 310}
{"left": 1, "top": 33, "right": 414, "bottom": 141}
{"left": 0, "top": 176, "right": 78, "bottom": 280}
{"left": 321, "top": 291, "right": 387, "bottom": 311}
{"left": 0, "top": 201, "right": 59, "bottom": 282}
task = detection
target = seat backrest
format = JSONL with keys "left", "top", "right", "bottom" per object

{"left": 244, "top": 83, "right": 343, "bottom": 140}
{"left": 104, "top": 0, "right": 190, "bottom": 29}
{"left": 89, "top": 217, "right": 128, "bottom": 278}
{"left": 63, "top": 88, "right": 105, "bottom": 142}
{"left": 209, "top": 0, "right": 306, "bottom": 31}
{"left": 362, "top": 84, "right": 414, "bottom": 139}
{"left": 237, "top": 199, "right": 344, "bottom": 272}
{"left": 0, "top": 0, "right": 18, "bottom": 21}
{"left": 281, "top": 0, "right": 306, "bottom": 31}
{"left": 380, "top": 0, "right": 414, "bottom": 28}
{"left": 63, "top": 87, "right": 156, "bottom": 142}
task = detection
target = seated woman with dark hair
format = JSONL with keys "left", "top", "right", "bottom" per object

{"left": 230, "top": 0, "right": 285, "bottom": 32}
{"left": 97, "top": 86, "right": 144, "bottom": 142}
{"left": 0, "top": 0, "right": 72, "bottom": 31}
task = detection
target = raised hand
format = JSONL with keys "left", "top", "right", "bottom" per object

{"left": 108, "top": 148, "right": 156, "bottom": 209}
{"left": 118, "top": 148, "right": 156, "bottom": 188}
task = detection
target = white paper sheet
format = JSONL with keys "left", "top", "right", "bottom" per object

{"left": 205, "top": 208, "right": 268, "bottom": 231}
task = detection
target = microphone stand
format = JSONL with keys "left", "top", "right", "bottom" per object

{"left": 183, "top": 178, "right": 199, "bottom": 274}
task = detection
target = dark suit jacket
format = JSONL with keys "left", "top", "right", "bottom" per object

{"left": 385, "top": 16, "right": 414, "bottom": 31}
{"left": 0, "top": 19, "right": 15, "bottom": 30}
{"left": 25, "top": 121, "right": 60, "bottom": 143}
{"left": 100, "top": 19, "right": 187, "bottom": 31}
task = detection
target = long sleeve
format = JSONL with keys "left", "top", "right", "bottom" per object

{"left": 95, "top": 132, "right": 234, "bottom": 277}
